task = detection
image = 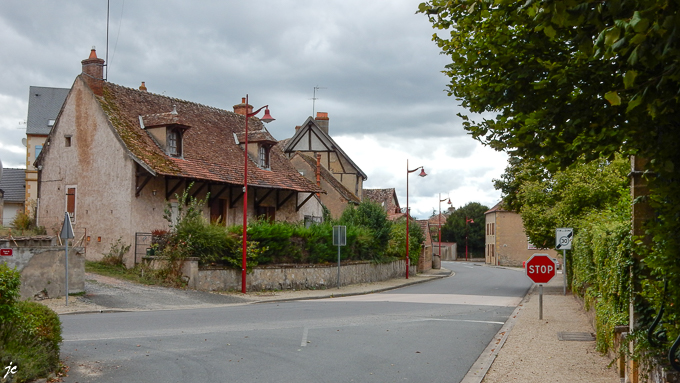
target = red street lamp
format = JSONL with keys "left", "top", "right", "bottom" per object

{"left": 438, "top": 193, "right": 451, "bottom": 263}
{"left": 406, "top": 159, "right": 427, "bottom": 279}
{"left": 242, "top": 94, "right": 274, "bottom": 293}
{"left": 465, "top": 216, "right": 475, "bottom": 261}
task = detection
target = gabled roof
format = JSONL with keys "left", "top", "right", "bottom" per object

{"left": 90, "top": 80, "right": 322, "bottom": 193}
{"left": 428, "top": 212, "right": 450, "bottom": 226}
{"left": 293, "top": 152, "right": 359, "bottom": 204}
{"left": 363, "top": 188, "right": 400, "bottom": 214}
{"left": 485, "top": 201, "right": 507, "bottom": 214}
{"left": 0, "top": 168, "right": 25, "bottom": 203}
{"left": 26, "top": 86, "right": 70, "bottom": 135}
{"left": 283, "top": 117, "right": 367, "bottom": 180}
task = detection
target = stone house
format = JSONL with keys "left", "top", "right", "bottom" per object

{"left": 485, "top": 202, "right": 559, "bottom": 267}
{"left": 282, "top": 113, "right": 367, "bottom": 204}
{"left": 0, "top": 167, "right": 26, "bottom": 226}
{"left": 25, "top": 86, "right": 70, "bottom": 218}
{"left": 363, "top": 188, "right": 402, "bottom": 219}
{"left": 35, "top": 49, "right": 323, "bottom": 266}
{"left": 288, "top": 152, "right": 360, "bottom": 219}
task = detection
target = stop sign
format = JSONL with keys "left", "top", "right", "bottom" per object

{"left": 525, "top": 254, "right": 556, "bottom": 284}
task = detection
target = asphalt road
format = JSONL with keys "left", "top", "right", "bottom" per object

{"left": 60, "top": 262, "right": 531, "bottom": 383}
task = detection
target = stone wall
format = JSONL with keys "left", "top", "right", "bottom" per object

{"left": 143, "top": 257, "right": 416, "bottom": 291}
{"left": 0, "top": 241, "right": 85, "bottom": 300}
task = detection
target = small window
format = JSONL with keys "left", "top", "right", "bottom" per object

{"left": 35, "top": 145, "right": 42, "bottom": 160}
{"left": 48, "top": 119, "right": 55, "bottom": 127}
{"left": 65, "top": 136, "right": 72, "bottom": 147}
{"left": 259, "top": 145, "right": 270, "bottom": 169}
{"left": 167, "top": 129, "right": 181, "bottom": 157}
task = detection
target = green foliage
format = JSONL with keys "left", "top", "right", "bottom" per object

{"left": 0, "top": 271, "right": 62, "bottom": 383}
{"left": 0, "top": 302, "right": 63, "bottom": 383}
{"left": 386, "top": 219, "right": 425, "bottom": 265}
{"left": 0, "top": 263, "right": 20, "bottom": 323}
{"left": 570, "top": 203, "right": 632, "bottom": 354}
{"left": 339, "top": 201, "right": 392, "bottom": 259}
{"left": 10, "top": 212, "right": 33, "bottom": 231}
{"left": 441, "top": 202, "right": 487, "bottom": 254}
{"left": 100, "top": 237, "right": 131, "bottom": 267}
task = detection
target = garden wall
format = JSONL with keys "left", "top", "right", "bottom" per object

{"left": 0, "top": 237, "right": 85, "bottom": 300}
{"left": 143, "top": 257, "right": 416, "bottom": 291}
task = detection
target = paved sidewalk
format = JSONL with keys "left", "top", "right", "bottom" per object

{"left": 475, "top": 270, "right": 620, "bottom": 383}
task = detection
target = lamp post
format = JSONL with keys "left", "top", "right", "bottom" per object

{"left": 242, "top": 94, "right": 274, "bottom": 293}
{"left": 438, "top": 193, "right": 451, "bottom": 262}
{"left": 465, "top": 216, "right": 474, "bottom": 261}
{"left": 406, "top": 159, "right": 427, "bottom": 279}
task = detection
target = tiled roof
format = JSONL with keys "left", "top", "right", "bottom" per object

{"left": 363, "top": 188, "right": 400, "bottom": 214}
{"left": 485, "top": 201, "right": 506, "bottom": 214}
{"left": 294, "top": 153, "right": 359, "bottom": 203}
{"left": 98, "top": 81, "right": 323, "bottom": 193}
{"left": 0, "top": 168, "right": 25, "bottom": 203}
{"left": 428, "top": 213, "right": 450, "bottom": 226}
{"left": 26, "top": 86, "right": 69, "bottom": 135}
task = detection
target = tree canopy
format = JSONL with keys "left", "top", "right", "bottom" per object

{"left": 441, "top": 202, "right": 488, "bottom": 254}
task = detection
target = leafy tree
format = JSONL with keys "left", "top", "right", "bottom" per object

{"left": 418, "top": 0, "right": 680, "bottom": 358}
{"left": 441, "top": 202, "right": 488, "bottom": 254}
{"left": 339, "top": 201, "right": 392, "bottom": 258}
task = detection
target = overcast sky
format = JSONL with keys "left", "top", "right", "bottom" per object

{"left": 0, "top": 1, "right": 507, "bottom": 219}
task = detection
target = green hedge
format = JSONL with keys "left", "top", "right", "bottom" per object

{"left": 0, "top": 264, "right": 62, "bottom": 383}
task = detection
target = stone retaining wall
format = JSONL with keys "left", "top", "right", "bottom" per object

{"left": 143, "top": 257, "right": 416, "bottom": 291}
{"left": 0, "top": 243, "right": 85, "bottom": 300}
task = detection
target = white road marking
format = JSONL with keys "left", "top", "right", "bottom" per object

{"left": 300, "top": 327, "right": 309, "bottom": 347}
{"left": 316, "top": 293, "right": 522, "bottom": 307}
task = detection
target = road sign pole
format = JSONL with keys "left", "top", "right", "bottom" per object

{"left": 65, "top": 239, "right": 69, "bottom": 306}
{"left": 563, "top": 249, "right": 567, "bottom": 295}
{"left": 337, "top": 244, "right": 341, "bottom": 289}
{"left": 539, "top": 284, "right": 543, "bottom": 320}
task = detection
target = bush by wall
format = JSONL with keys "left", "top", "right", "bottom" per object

{"left": 0, "top": 264, "right": 62, "bottom": 382}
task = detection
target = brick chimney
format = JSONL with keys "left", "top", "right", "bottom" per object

{"left": 139, "top": 82, "right": 148, "bottom": 92}
{"left": 315, "top": 112, "right": 329, "bottom": 134}
{"left": 81, "top": 47, "right": 105, "bottom": 96}
{"left": 233, "top": 97, "right": 253, "bottom": 116}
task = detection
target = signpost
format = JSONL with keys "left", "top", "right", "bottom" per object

{"left": 525, "top": 253, "right": 557, "bottom": 319}
{"left": 333, "top": 226, "right": 346, "bottom": 289}
{"left": 556, "top": 228, "right": 573, "bottom": 295}
{"left": 60, "top": 212, "right": 75, "bottom": 306}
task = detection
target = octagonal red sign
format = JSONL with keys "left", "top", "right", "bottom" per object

{"left": 525, "top": 254, "right": 556, "bottom": 284}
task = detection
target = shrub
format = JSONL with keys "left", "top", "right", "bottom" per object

{"left": 100, "top": 237, "right": 131, "bottom": 267}
{"left": 0, "top": 302, "right": 62, "bottom": 383}
{"left": 0, "top": 263, "right": 20, "bottom": 323}
{"left": 10, "top": 212, "right": 33, "bottom": 231}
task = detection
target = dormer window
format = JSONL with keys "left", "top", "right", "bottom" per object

{"left": 259, "top": 145, "right": 270, "bottom": 169}
{"left": 167, "top": 128, "right": 181, "bottom": 157}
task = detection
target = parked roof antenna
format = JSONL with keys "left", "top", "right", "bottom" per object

{"left": 311, "top": 86, "right": 327, "bottom": 116}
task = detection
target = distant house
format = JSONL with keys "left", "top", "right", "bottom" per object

{"left": 25, "top": 86, "right": 70, "bottom": 216}
{"left": 289, "top": 152, "right": 360, "bottom": 219}
{"left": 363, "top": 188, "right": 401, "bottom": 219}
{"left": 0, "top": 167, "right": 26, "bottom": 226}
{"left": 36, "top": 49, "right": 323, "bottom": 266}
{"left": 282, "top": 113, "right": 367, "bottom": 204}
{"left": 485, "top": 202, "right": 559, "bottom": 267}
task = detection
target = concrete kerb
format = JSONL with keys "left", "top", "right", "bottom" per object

{"left": 461, "top": 282, "right": 536, "bottom": 383}
{"left": 54, "top": 268, "right": 454, "bottom": 315}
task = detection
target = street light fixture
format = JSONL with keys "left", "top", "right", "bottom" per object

{"left": 242, "top": 94, "right": 274, "bottom": 293}
{"left": 406, "top": 159, "right": 427, "bottom": 279}
{"left": 465, "top": 216, "right": 475, "bottom": 261}
{"left": 438, "top": 193, "right": 452, "bottom": 264}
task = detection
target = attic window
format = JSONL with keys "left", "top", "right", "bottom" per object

{"left": 167, "top": 128, "right": 182, "bottom": 157}
{"left": 48, "top": 119, "right": 55, "bottom": 127}
{"left": 259, "top": 145, "right": 270, "bottom": 170}
{"left": 65, "top": 135, "right": 72, "bottom": 147}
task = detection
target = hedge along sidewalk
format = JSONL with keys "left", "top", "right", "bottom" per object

{"left": 40, "top": 268, "right": 453, "bottom": 315}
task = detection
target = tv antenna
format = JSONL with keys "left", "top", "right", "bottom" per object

{"left": 311, "top": 86, "right": 327, "bottom": 116}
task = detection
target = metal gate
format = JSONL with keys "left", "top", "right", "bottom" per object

{"left": 134, "top": 232, "right": 153, "bottom": 265}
